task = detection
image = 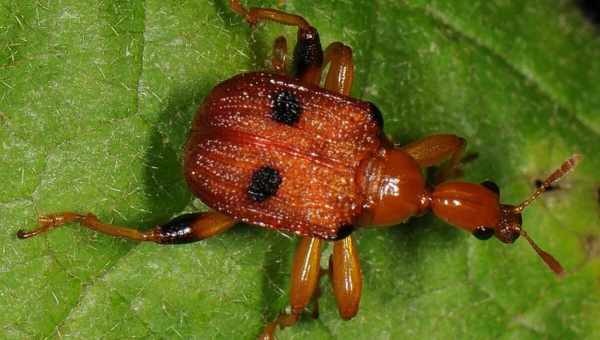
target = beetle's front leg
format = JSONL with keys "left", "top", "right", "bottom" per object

{"left": 17, "top": 211, "right": 236, "bottom": 244}
{"left": 260, "top": 237, "right": 323, "bottom": 339}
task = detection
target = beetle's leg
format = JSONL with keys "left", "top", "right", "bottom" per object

{"left": 401, "top": 134, "right": 466, "bottom": 183}
{"left": 323, "top": 42, "right": 354, "bottom": 96}
{"left": 329, "top": 235, "right": 363, "bottom": 320}
{"left": 271, "top": 35, "right": 288, "bottom": 73}
{"left": 310, "top": 267, "right": 328, "bottom": 319}
{"left": 291, "top": 25, "right": 323, "bottom": 86}
{"left": 260, "top": 237, "right": 323, "bottom": 339}
{"left": 230, "top": 0, "right": 310, "bottom": 28}
{"left": 229, "top": 0, "right": 323, "bottom": 85}
{"left": 17, "top": 211, "right": 236, "bottom": 244}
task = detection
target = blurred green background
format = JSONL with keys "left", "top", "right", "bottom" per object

{"left": 1, "top": 1, "right": 599, "bottom": 339}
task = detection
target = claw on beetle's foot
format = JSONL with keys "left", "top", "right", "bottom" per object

{"left": 16, "top": 212, "right": 86, "bottom": 239}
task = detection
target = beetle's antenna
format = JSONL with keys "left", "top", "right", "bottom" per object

{"left": 521, "top": 230, "right": 565, "bottom": 276}
{"left": 510, "top": 155, "right": 580, "bottom": 276}
{"left": 513, "top": 154, "right": 582, "bottom": 214}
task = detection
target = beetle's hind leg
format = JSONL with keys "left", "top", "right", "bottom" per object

{"left": 260, "top": 237, "right": 325, "bottom": 339}
{"left": 229, "top": 0, "right": 323, "bottom": 85}
{"left": 230, "top": 0, "right": 310, "bottom": 28}
{"left": 17, "top": 211, "right": 236, "bottom": 244}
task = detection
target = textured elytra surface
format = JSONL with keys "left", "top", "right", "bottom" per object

{"left": 1, "top": 1, "right": 599, "bottom": 340}
{"left": 185, "top": 72, "right": 380, "bottom": 239}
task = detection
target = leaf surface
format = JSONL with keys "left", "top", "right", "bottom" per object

{"left": 1, "top": 1, "right": 599, "bottom": 339}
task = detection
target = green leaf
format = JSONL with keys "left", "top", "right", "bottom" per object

{"left": 2, "top": 1, "right": 599, "bottom": 339}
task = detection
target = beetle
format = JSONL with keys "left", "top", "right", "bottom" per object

{"left": 17, "top": 1, "right": 581, "bottom": 339}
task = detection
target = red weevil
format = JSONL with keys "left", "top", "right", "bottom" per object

{"left": 18, "top": 1, "right": 581, "bottom": 338}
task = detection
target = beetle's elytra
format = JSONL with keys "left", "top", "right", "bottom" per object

{"left": 185, "top": 71, "right": 381, "bottom": 240}
{"left": 17, "top": 1, "right": 581, "bottom": 339}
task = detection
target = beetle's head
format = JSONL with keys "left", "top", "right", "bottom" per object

{"left": 494, "top": 204, "right": 523, "bottom": 244}
{"left": 432, "top": 154, "right": 581, "bottom": 276}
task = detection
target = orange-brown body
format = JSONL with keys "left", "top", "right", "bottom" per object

{"left": 184, "top": 71, "right": 407, "bottom": 240}
{"left": 17, "top": 2, "right": 577, "bottom": 339}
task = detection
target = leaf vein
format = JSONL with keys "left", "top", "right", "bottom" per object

{"left": 51, "top": 245, "right": 140, "bottom": 338}
{"left": 134, "top": 0, "right": 147, "bottom": 116}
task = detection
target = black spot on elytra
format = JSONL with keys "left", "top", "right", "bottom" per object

{"left": 481, "top": 180, "right": 500, "bottom": 195}
{"left": 333, "top": 224, "right": 355, "bottom": 240}
{"left": 367, "top": 102, "right": 384, "bottom": 129}
{"left": 272, "top": 91, "right": 302, "bottom": 125}
{"left": 473, "top": 226, "right": 494, "bottom": 240}
{"left": 248, "top": 166, "right": 282, "bottom": 202}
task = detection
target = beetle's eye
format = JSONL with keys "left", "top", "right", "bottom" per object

{"left": 480, "top": 180, "right": 500, "bottom": 195}
{"left": 473, "top": 226, "right": 495, "bottom": 240}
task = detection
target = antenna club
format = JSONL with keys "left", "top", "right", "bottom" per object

{"left": 514, "top": 154, "right": 583, "bottom": 213}
{"left": 521, "top": 230, "right": 565, "bottom": 277}
{"left": 552, "top": 153, "right": 583, "bottom": 183}
{"left": 572, "top": 153, "right": 583, "bottom": 162}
